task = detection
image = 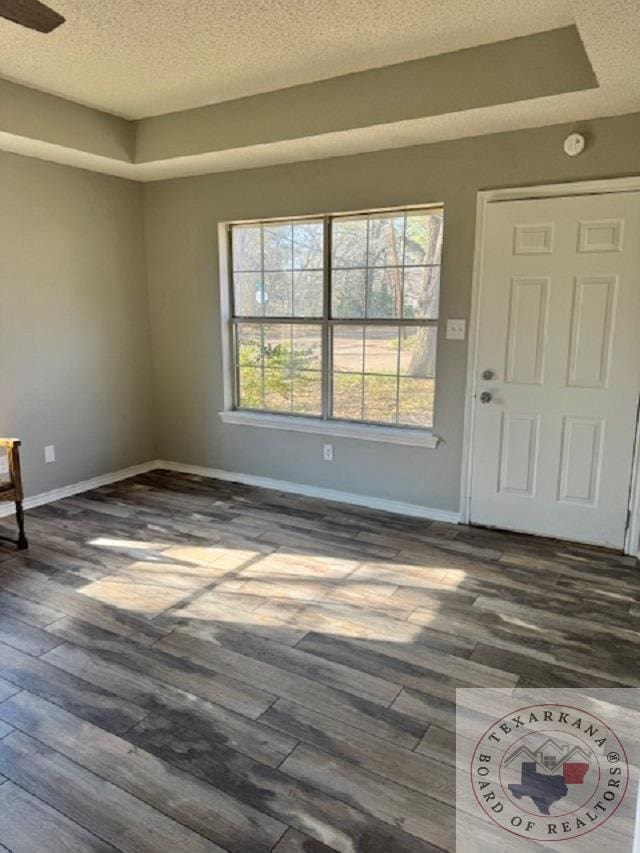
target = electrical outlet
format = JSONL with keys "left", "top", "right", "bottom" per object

{"left": 446, "top": 318, "right": 466, "bottom": 340}
{"left": 323, "top": 443, "right": 334, "bottom": 462}
{"left": 0, "top": 455, "right": 8, "bottom": 476}
{"left": 44, "top": 445, "right": 56, "bottom": 464}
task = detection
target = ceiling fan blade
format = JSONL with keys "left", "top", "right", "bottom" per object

{"left": 0, "top": 0, "right": 65, "bottom": 33}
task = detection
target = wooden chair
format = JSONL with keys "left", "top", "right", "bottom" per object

{"left": 0, "top": 438, "right": 28, "bottom": 550}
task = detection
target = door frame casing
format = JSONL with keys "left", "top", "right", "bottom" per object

{"left": 460, "top": 176, "right": 640, "bottom": 556}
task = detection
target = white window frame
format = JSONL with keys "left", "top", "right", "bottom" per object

{"left": 218, "top": 207, "right": 442, "bottom": 448}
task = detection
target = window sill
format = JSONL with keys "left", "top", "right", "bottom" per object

{"left": 219, "top": 410, "right": 441, "bottom": 448}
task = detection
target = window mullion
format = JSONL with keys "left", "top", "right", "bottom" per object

{"left": 321, "top": 215, "right": 332, "bottom": 421}
{"left": 228, "top": 226, "right": 239, "bottom": 410}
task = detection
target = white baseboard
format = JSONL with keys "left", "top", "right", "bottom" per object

{"left": 157, "top": 459, "right": 461, "bottom": 523}
{"left": 0, "top": 460, "right": 158, "bottom": 519}
{"left": 0, "top": 458, "right": 460, "bottom": 525}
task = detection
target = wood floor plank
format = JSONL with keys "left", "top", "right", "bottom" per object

{"left": 41, "top": 639, "right": 296, "bottom": 767}
{"left": 235, "top": 549, "right": 359, "bottom": 581}
{"left": 473, "top": 594, "right": 640, "bottom": 645}
{"left": 0, "top": 567, "right": 169, "bottom": 645}
{"left": 296, "top": 632, "right": 517, "bottom": 702}
{"left": 406, "top": 605, "right": 634, "bottom": 684}
{"left": 46, "top": 615, "right": 278, "bottom": 720}
{"left": 469, "top": 642, "right": 630, "bottom": 689}
{"left": 415, "top": 725, "right": 456, "bottom": 766}
{"left": 0, "top": 731, "right": 226, "bottom": 852}
{"left": 0, "top": 589, "right": 65, "bottom": 628}
{"left": 157, "top": 629, "right": 426, "bottom": 748}
{"left": 256, "top": 525, "right": 398, "bottom": 561}
{"left": 280, "top": 743, "right": 453, "bottom": 848}
{"left": 272, "top": 828, "right": 338, "bottom": 852}
{"left": 1, "top": 544, "right": 111, "bottom": 585}
{"left": 0, "top": 676, "right": 21, "bottom": 704}
{"left": 0, "top": 641, "right": 147, "bottom": 734}
{"left": 0, "top": 691, "right": 286, "bottom": 853}
{"left": 170, "top": 621, "right": 402, "bottom": 707}
{"left": 127, "top": 712, "right": 437, "bottom": 853}
{"left": 261, "top": 698, "right": 454, "bottom": 803}
{"left": 0, "top": 781, "right": 117, "bottom": 852}
{"left": 391, "top": 688, "right": 457, "bottom": 732}
{"left": 0, "top": 613, "right": 62, "bottom": 657}
{"left": 161, "top": 593, "right": 310, "bottom": 646}
{"left": 254, "top": 597, "right": 428, "bottom": 645}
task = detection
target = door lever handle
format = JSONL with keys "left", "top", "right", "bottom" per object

{"left": 480, "top": 391, "right": 493, "bottom": 404}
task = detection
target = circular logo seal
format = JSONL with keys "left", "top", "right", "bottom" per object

{"left": 470, "top": 703, "right": 629, "bottom": 842}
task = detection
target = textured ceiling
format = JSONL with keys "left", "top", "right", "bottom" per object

{"left": 0, "top": 0, "right": 573, "bottom": 118}
{"left": 1, "top": 0, "right": 640, "bottom": 180}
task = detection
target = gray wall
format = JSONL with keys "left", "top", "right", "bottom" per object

{"left": 143, "top": 112, "right": 640, "bottom": 512}
{"left": 0, "top": 151, "right": 154, "bottom": 496}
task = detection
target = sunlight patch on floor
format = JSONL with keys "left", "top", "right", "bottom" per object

{"left": 89, "top": 537, "right": 171, "bottom": 550}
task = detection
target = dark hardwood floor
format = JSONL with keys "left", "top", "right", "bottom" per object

{"left": 0, "top": 469, "right": 638, "bottom": 852}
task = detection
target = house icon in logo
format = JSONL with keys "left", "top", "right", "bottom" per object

{"left": 505, "top": 737, "right": 591, "bottom": 776}
{"left": 538, "top": 737, "right": 570, "bottom": 769}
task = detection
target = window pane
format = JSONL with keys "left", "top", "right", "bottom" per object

{"left": 238, "top": 366, "right": 262, "bottom": 408}
{"left": 405, "top": 211, "right": 443, "bottom": 266}
{"left": 292, "top": 371, "right": 322, "bottom": 415}
{"left": 263, "top": 271, "right": 292, "bottom": 316}
{"left": 403, "top": 267, "right": 440, "bottom": 319}
{"left": 363, "top": 375, "right": 398, "bottom": 424}
{"left": 264, "top": 369, "right": 291, "bottom": 412}
{"left": 333, "top": 325, "right": 363, "bottom": 373}
{"left": 332, "top": 373, "right": 363, "bottom": 420}
{"left": 332, "top": 269, "right": 366, "bottom": 318}
{"left": 364, "top": 326, "right": 399, "bottom": 375}
{"left": 292, "top": 325, "right": 322, "bottom": 370}
{"left": 263, "top": 222, "right": 292, "bottom": 270}
{"left": 399, "top": 377, "right": 434, "bottom": 427}
{"left": 368, "top": 268, "right": 402, "bottom": 318}
{"left": 234, "top": 272, "right": 263, "bottom": 316}
{"left": 293, "top": 270, "right": 323, "bottom": 317}
{"left": 236, "top": 323, "right": 322, "bottom": 415}
{"left": 332, "top": 217, "right": 367, "bottom": 268}
{"left": 293, "top": 221, "right": 323, "bottom": 270}
{"left": 399, "top": 327, "right": 437, "bottom": 378}
{"left": 232, "top": 225, "right": 261, "bottom": 271}
{"left": 368, "top": 214, "right": 404, "bottom": 267}
{"left": 236, "top": 323, "right": 262, "bottom": 366}
{"left": 263, "top": 324, "right": 293, "bottom": 369}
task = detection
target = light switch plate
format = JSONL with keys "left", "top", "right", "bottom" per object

{"left": 44, "top": 445, "right": 56, "bottom": 464}
{"left": 446, "top": 319, "right": 466, "bottom": 340}
{"left": 0, "top": 455, "right": 8, "bottom": 476}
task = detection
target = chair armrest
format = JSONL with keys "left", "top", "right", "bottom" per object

{"left": 0, "top": 438, "right": 21, "bottom": 449}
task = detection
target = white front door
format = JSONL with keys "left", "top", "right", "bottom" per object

{"left": 469, "top": 191, "right": 640, "bottom": 549}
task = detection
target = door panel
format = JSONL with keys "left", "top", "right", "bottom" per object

{"left": 498, "top": 413, "right": 539, "bottom": 496}
{"left": 557, "top": 416, "right": 603, "bottom": 505}
{"left": 470, "top": 192, "right": 640, "bottom": 548}
{"left": 505, "top": 277, "right": 549, "bottom": 384}
{"left": 567, "top": 275, "right": 617, "bottom": 388}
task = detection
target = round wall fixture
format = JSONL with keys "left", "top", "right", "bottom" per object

{"left": 564, "top": 133, "right": 586, "bottom": 157}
